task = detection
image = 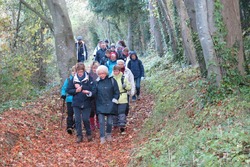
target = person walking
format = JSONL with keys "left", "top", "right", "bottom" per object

{"left": 67, "top": 62, "right": 95, "bottom": 143}
{"left": 112, "top": 65, "right": 131, "bottom": 133}
{"left": 95, "top": 65, "right": 120, "bottom": 144}
{"left": 61, "top": 65, "right": 76, "bottom": 134}
{"left": 75, "top": 36, "right": 88, "bottom": 62}
{"left": 117, "top": 59, "right": 135, "bottom": 116}
{"left": 127, "top": 51, "right": 145, "bottom": 101}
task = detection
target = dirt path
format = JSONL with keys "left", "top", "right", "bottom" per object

{"left": 0, "top": 87, "right": 154, "bottom": 166}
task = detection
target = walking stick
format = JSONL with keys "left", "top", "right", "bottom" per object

{"left": 60, "top": 99, "right": 66, "bottom": 128}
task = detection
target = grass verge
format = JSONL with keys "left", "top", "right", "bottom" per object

{"left": 129, "top": 55, "right": 250, "bottom": 167}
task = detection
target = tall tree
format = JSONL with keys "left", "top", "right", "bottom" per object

{"left": 173, "top": 0, "right": 197, "bottom": 66}
{"left": 20, "top": 0, "right": 76, "bottom": 83}
{"left": 220, "top": 0, "right": 245, "bottom": 75}
{"left": 149, "top": 0, "right": 164, "bottom": 57}
{"left": 158, "top": 0, "right": 178, "bottom": 60}
{"left": 46, "top": 0, "right": 76, "bottom": 83}
{"left": 194, "top": 0, "right": 222, "bottom": 85}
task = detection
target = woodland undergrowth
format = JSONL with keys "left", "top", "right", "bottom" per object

{"left": 129, "top": 54, "right": 250, "bottom": 167}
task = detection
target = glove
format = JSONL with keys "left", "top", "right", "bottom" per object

{"left": 61, "top": 95, "right": 66, "bottom": 100}
{"left": 141, "top": 77, "right": 145, "bottom": 81}
{"left": 112, "top": 98, "right": 118, "bottom": 104}
{"left": 122, "top": 83, "right": 126, "bottom": 89}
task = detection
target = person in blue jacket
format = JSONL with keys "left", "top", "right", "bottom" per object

{"left": 127, "top": 51, "right": 145, "bottom": 101}
{"left": 61, "top": 65, "right": 76, "bottom": 135}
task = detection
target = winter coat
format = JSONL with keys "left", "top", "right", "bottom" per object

{"left": 106, "top": 60, "right": 117, "bottom": 76}
{"left": 123, "top": 68, "right": 135, "bottom": 96}
{"left": 95, "top": 76, "right": 120, "bottom": 115}
{"left": 100, "top": 56, "right": 109, "bottom": 65}
{"left": 67, "top": 72, "right": 95, "bottom": 109}
{"left": 89, "top": 70, "right": 98, "bottom": 81}
{"left": 76, "top": 42, "right": 88, "bottom": 62}
{"left": 95, "top": 48, "right": 107, "bottom": 64}
{"left": 113, "top": 72, "right": 131, "bottom": 104}
{"left": 61, "top": 75, "right": 73, "bottom": 103}
{"left": 127, "top": 54, "right": 144, "bottom": 79}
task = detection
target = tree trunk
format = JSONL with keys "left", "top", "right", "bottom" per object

{"left": 159, "top": 0, "right": 178, "bottom": 59}
{"left": 139, "top": 21, "right": 146, "bottom": 56}
{"left": 184, "top": 0, "right": 197, "bottom": 32}
{"left": 127, "top": 16, "right": 133, "bottom": 50}
{"left": 220, "top": 0, "right": 245, "bottom": 75}
{"left": 174, "top": 0, "right": 197, "bottom": 67}
{"left": 149, "top": 0, "right": 164, "bottom": 57}
{"left": 157, "top": 0, "right": 170, "bottom": 49}
{"left": 46, "top": 0, "right": 76, "bottom": 84}
{"left": 194, "top": 0, "right": 222, "bottom": 86}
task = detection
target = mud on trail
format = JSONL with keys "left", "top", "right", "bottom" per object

{"left": 0, "top": 87, "right": 154, "bottom": 166}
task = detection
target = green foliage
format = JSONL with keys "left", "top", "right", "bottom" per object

{"left": 129, "top": 55, "right": 250, "bottom": 166}
{"left": 197, "top": 0, "right": 249, "bottom": 104}
{"left": 0, "top": 1, "right": 57, "bottom": 111}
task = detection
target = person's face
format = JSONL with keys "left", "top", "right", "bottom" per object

{"left": 122, "top": 50, "right": 128, "bottom": 55}
{"left": 92, "top": 66, "right": 97, "bottom": 73}
{"left": 113, "top": 70, "right": 120, "bottom": 76}
{"left": 77, "top": 70, "right": 84, "bottom": 77}
{"left": 131, "top": 54, "right": 136, "bottom": 60}
{"left": 101, "top": 43, "right": 106, "bottom": 49}
{"left": 98, "top": 71, "right": 107, "bottom": 79}
{"left": 71, "top": 70, "right": 76, "bottom": 76}
{"left": 110, "top": 54, "right": 117, "bottom": 61}
{"left": 106, "top": 52, "right": 111, "bottom": 58}
{"left": 117, "top": 62, "right": 124, "bottom": 68}
{"left": 111, "top": 47, "right": 115, "bottom": 51}
{"left": 78, "top": 40, "right": 82, "bottom": 44}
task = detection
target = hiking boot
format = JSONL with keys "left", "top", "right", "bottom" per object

{"left": 120, "top": 127, "right": 125, "bottom": 133}
{"left": 67, "top": 128, "right": 73, "bottom": 135}
{"left": 132, "top": 96, "right": 136, "bottom": 102}
{"left": 100, "top": 137, "right": 106, "bottom": 144}
{"left": 87, "top": 135, "right": 93, "bottom": 142}
{"left": 76, "top": 136, "right": 83, "bottom": 143}
{"left": 106, "top": 133, "right": 112, "bottom": 142}
{"left": 137, "top": 95, "right": 141, "bottom": 100}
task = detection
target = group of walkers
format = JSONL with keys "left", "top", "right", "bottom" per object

{"left": 61, "top": 36, "right": 145, "bottom": 144}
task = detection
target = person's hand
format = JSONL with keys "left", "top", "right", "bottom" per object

{"left": 141, "top": 77, "right": 145, "bottom": 81}
{"left": 76, "top": 86, "right": 82, "bottom": 93}
{"left": 82, "top": 90, "right": 90, "bottom": 94}
{"left": 122, "top": 83, "right": 126, "bottom": 89}
{"left": 112, "top": 98, "right": 118, "bottom": 104}
{"left": 61, "top": 95, "right": 66, "bottom": 100}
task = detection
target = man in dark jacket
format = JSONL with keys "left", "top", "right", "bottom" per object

{"left": 127, "top": 51, "right": 145, "bottom": 101}
{"left": 76, "top": 36, "right": 88, "bottom": 62}
{"left": 95, "top": 42, "right": 107, "bottom": 64}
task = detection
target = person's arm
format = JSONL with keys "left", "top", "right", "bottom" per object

{"left": 61, "top": 79, "right": 68, "bottom": 99}
{"left": 128, "top": 70, "right": 135, "bottom": 96}
{"left": 123, "top": 77, "right": 131, "bottom": 91}
{"left": 67, "top": 78, "right": 81, "bottom": 95}
{"left": 84, "top": 44, "right": 88, "bottom": 60}
{"left": 111, "top": 78, "right": 120, "bottom": 103}
{"left": 139, "top": 60, "right": 145, "bottom": 77}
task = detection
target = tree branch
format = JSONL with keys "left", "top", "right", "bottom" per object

{"left": 20, "top": 0, "right": 54, "bottom": 31}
